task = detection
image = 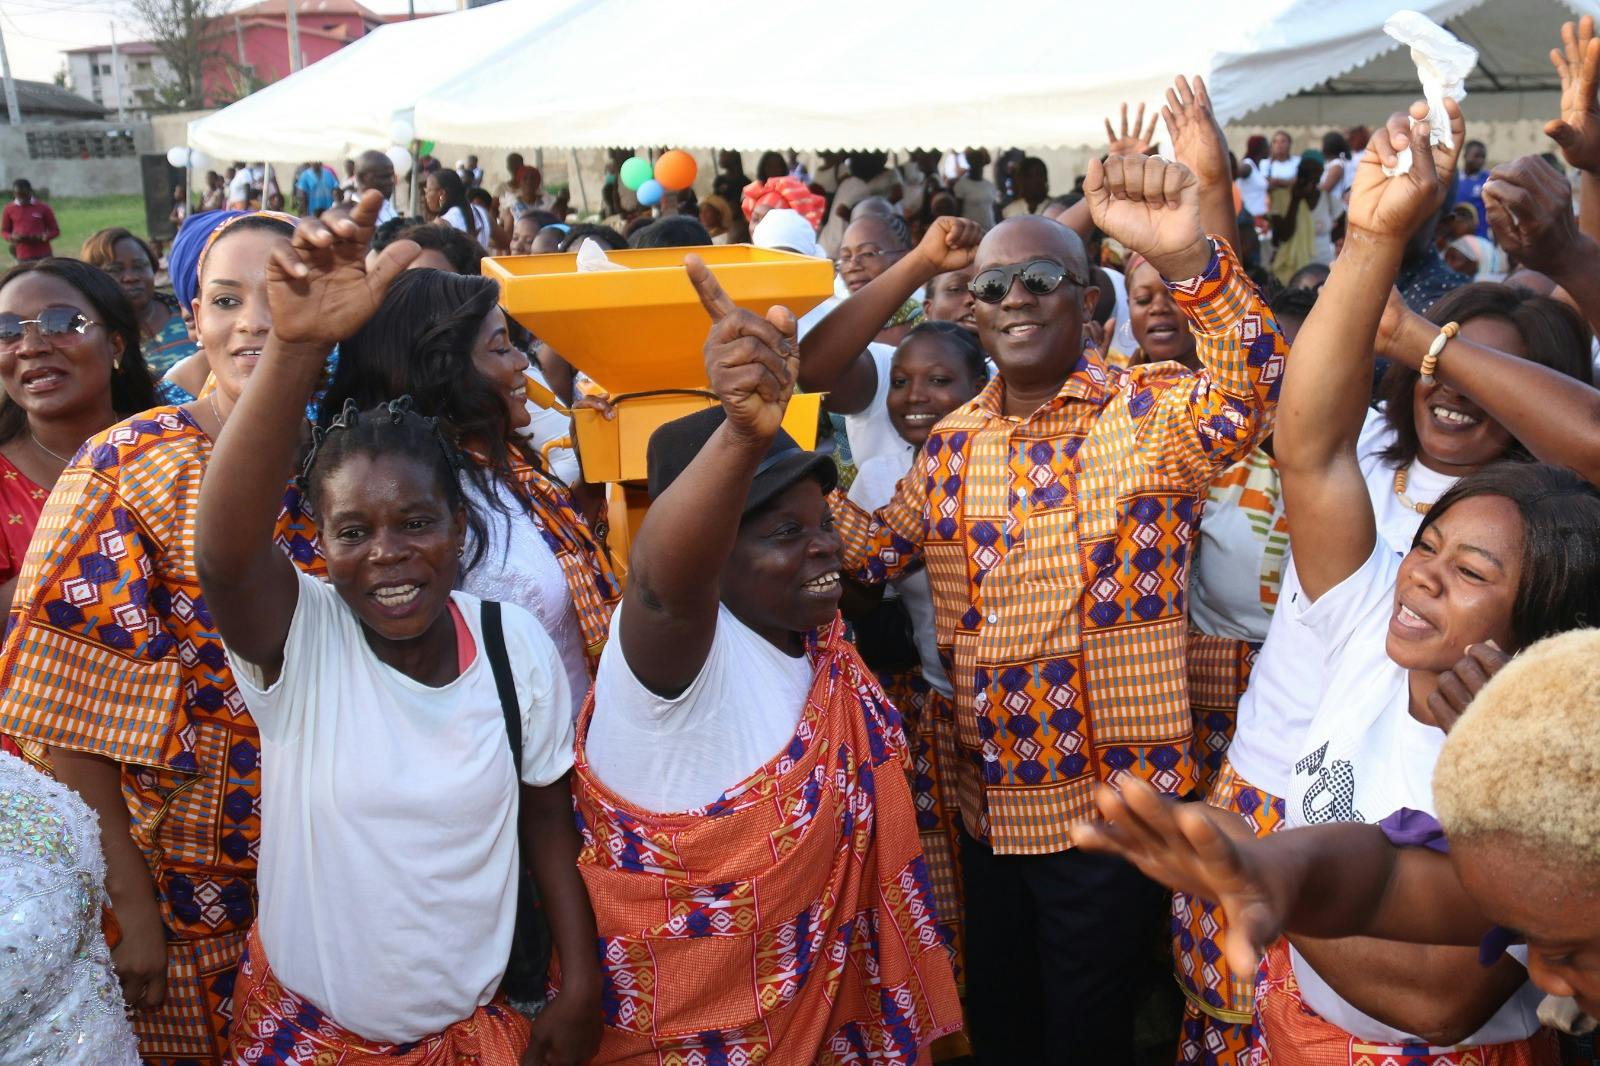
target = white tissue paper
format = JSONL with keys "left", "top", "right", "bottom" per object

{"left": 1381, "top": 10, "right": 1478, "bottom": 177}
{"left": 574, "top": 237, "right": 627, "bottom": 271}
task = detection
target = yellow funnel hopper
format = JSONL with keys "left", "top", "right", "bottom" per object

{"left": 483, "top": 245, "right": 835, "bottom": 484}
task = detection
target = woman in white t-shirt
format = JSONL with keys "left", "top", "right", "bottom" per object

{"left": 321, "top": 267, "right": 621, "bottom": 706}
{"left": 191, "top": 197, "right": 603, "bottom": 1065}
{"left": 573, "top": 258, "right": 961, "bottom": 1061}
{"left": 1194, "top": 104, "right": 1600, "bottom": 1062}
{"left": 424, "top": 167, "right": 492, "bottom": 250}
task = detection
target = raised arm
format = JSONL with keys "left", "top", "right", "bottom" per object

{"left": 1072, "top": 778, "right": 1493, "bottom": 979}
{"left": 1161, "top": 75, "right": 1242, "bottom": 255}
{"left": 618, "top": 258, "right": 798, "bottom": 696}
{"left": 1482, "top": 154, "right": 1600, "bottom": 344}
{"left": 195, "top": 192, "right": 417, "bottom": 675}
{"left": 1545, "top": 16, "right": 1600, "bottom": 243}
{"left": 797, "top": 216, "right": 980, "bottom": 412}
{"left": 1083, "top": 153, "right": 1285, "bottom": 484}
{"left": 1276, "top": 102, "right": 1456, "bottom": 601}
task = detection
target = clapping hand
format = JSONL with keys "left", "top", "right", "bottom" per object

{"left": 1083, "top": 154, "right": 1211, "bottom": 280}
{"left": 1162, "top": 75, "right": 1231, "bottom": 190}
{"left": 1072, "top": 778, "right": 1285, "bottom": 977}
{"left": 265, "top": 189, "right": 418, "bottom": 347}
{"left": 1105, "top": 101, "right": 1160, "bottom": 157}
{"left": 1484, "top": 155, "right": 1588, "bottom": 276}
{"left": 1346, "top": 102, "right": 1453, "bottom": 245}
{"left": 688, "top": 255, "right": 798, "bottom": 442}
{"left": 910, "top": 215, "right": 982, "bottom": 275}
{"left": 1546, "top": 17, "right": 1600, "bottom": 174}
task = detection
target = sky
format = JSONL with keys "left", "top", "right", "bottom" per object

{"left": 0, "top": 0, "right": 457, "bottom": 84}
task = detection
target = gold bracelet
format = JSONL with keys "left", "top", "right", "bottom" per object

{"left": 1419, "top": 321, "right": 1460, "bottom": 386}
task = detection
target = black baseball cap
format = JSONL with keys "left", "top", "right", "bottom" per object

{"left": 646, "top": 405, "right": 837, "bottom": 515}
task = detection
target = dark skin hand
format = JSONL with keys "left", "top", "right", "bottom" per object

{"left": 1545, "top": 17, "right": 1600, "bottom": 242}
{"left": 1482, "top": 154, "right": 1600, "bottom": 342}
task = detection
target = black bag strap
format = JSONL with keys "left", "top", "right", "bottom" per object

{"left": 481, "top": 600, "right": 521, "bottom": 774}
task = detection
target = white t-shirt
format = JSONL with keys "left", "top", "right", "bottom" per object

{"left": 442, "top": 204, "right": 494, "bottom": 246}
{"left": 954, "top": 175, "right": 999, "bottom": 228}
{"left": 1263, "top": 155, "right": 1301, "bottom": 187}
{"left": 587, "top": 602, "right": 812, "bottom": 812}
{"left": 1237, "top": 159, "right": 1268, "bottom": 217}
{"left": 460, "top": 471, "right": 590, "bottom": 705}
{"left": 850, "top": 450, "right": 952, "bottom": 698}
{"left": 229, "top": 571, "right": 574, "bottom": 1044}
{"left": 1226, "top": 408, "right": 1455, "bottom": 797}
{"left": 841, "top": 342, "right": 909, "bottom": 475}
{"left": 1283, "top": 545, "right": 1544, "bottom": 1046}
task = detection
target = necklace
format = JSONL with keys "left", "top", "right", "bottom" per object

{"left": 1394, "top": 466, "right": 1431, "bottom": 515}
{"left": 29, "top": 430, "right": 71, "bottom": 464}
{"left": 208, "top": 389, "right": 227, "bottom": 433}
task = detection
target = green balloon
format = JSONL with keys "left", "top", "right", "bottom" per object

{"left": 620, "top": 156, "right": 653, "bottom": 191}
{"left": 418, "top": 140, "right": 435, "bottom": 155}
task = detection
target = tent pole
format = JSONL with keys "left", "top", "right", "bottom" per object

{"left": 570, "top": 148, "right": 589, "bottom": 217}
{"left": 409, "top": 147, "right": 419, "bottom": 216}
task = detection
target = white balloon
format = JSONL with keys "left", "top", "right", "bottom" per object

{"left": 388, "top": 115, "right": 414, "bottom": 145}
{"left": 166, "top": 145, "right": 191, "bottom": 168}
{"left": 386, "top": 146, "right": 413, "bottom": 177}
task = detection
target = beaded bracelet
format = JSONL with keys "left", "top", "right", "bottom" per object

{"left": 1419, "top": 321, "right": 1460, "bottom": 386}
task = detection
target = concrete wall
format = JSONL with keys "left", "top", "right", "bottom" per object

{"left": 0, "top": 122, "right": 157, "bottom": 197}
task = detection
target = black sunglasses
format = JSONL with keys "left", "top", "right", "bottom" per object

{"left": 968, "top": 260, "right": 1090, "bottom": 304}
{"left": 0, "top": 308, "right": 98, "bottom": 345}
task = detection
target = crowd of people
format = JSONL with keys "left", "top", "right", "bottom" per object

{"left": 4, "top": 12, "right": 1600, "bottom": 1066}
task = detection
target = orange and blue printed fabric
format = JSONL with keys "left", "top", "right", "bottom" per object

{"left": 0, "top": 406, "right": 325, "bottom": 1064}
{"left": 572, "top": 616, "right": 964, "bottom": 1064}
{"left": 229, "top": 926, "right": 531, "bottom": 1065}
{"left": 877, "top": 668, "right": 967, "bottom": 992}
{"left": 1253, "top": 941, "right": 1560, "bottom": 1066}
{"left": 497, "top": 451, "right": 622, "bottom": 673}
{"left": 1174, "top": 759, "right": 1285, "bottom": 1066}
{"left": 831, "top": 237, "right": 1287, "bottom": 856}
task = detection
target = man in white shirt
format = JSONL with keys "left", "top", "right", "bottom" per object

{"left": 1001, "top": 156, "right": 1051, "bottom": 218}
{"left": 354, "top": 150, "right": 399, "bottom": 225}
{"left": 954, "top": 147, "right": 999, "bottom": 228}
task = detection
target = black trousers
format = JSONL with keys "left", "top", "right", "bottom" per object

{"left": 960, "top": 828, "right": 1168, "bottom": 1066}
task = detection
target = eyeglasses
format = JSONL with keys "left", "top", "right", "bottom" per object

{"left": 837, "top": 246, "right": 899, "bottom": 269}
{"left": 0, "top": 309, "right": 99, "bottom": 347}
{"left": 968, "top": 260, "right": 1090, "bottom": 304}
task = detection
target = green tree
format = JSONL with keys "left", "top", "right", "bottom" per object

{"left": 129, "top": 0, "right": 227, "bottom": 109}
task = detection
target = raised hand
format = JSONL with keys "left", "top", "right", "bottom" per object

{"left": 1162, "top": 75, "right": 1231, "bottom": 189}
{"left": 1083, "top": 154, "right": 1210, "bottom": 280}
{"left": 265, "top": 189, "right": 419, "bottom": 347}
{"left": 1484, "top": 155, "right": 1588, "bottom": 275}
{"left": 1348, "top": 109, "right": 1446, "bottom": 245}
{"left": 910, "top": 215, "right": 982, "bottom": 275}
{"left": 1427, "top": 642, "right": 1510, "bottom": 734}
{"left": 1072, "top": 778, "right": 1284, "bottom": 977}
{"left": 1547, "top": 16, "right": 1600, "bottom": 173}
{"left": 1105, "top": 101, "right": 1160, "bottom": 157}
{"left": 688, "top": 254, "right": 798, "bottom": 441}
{"left": 1373, "top": 284, "right": 1413, "bottom": 359}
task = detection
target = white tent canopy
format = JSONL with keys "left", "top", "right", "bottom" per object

{"left": 191, "top": 0, "right": 1600, "bottom": 160}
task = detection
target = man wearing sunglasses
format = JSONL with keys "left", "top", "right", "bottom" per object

{"left": 817, "top": 152, "right": 1288, "bottom": 1065}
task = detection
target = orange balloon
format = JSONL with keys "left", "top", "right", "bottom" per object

{"left": 653, "top": 149, "right": 698, "bottom": 192}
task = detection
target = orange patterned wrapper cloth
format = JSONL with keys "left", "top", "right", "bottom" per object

{"left": 740, "top": 176, "right": 827, "bottom": 230}
{"left": 228, "top": 927, "right": 531, "bottom": 1064}
{"left": 572, "top": 616, "right": 963, "bottom": 1064}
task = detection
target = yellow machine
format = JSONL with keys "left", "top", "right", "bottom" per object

{"left": 482, "top": 245, "right": 834, "bottom": 578}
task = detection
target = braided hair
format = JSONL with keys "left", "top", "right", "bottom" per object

{"left": 300, "top": 396, "right": 488, "bottom": 570}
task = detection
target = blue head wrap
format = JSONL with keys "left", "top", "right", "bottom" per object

{"left": 169, "top": 209, "right": 246, "bottom": 311}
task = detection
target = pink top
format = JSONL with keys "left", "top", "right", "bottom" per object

{"left": 0, "top": 451, "right": 49, "bottom": 585}
{"left": 449, "top": 599, "right": 476, "bottom": 674}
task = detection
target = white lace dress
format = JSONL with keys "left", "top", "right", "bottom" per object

{"left": 0, "top": 751, "right": 139, "bottom": 1065}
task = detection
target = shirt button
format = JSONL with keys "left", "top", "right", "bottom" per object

{"left": 986, "top": 613, "right": 997, "bottom": 624}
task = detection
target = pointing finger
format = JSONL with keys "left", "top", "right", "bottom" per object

{"left": 686, "top": 254, "right": 738, "bottom": 323}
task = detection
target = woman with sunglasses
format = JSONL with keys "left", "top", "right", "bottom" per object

{"left": 81, "top": 226, "right": 200, "bottom": 381}
{"left": 0, "top": 258, "right": 155, "bottom": 614}
{"left": 0, "top": 208, "right": 325, "bottom": 1066}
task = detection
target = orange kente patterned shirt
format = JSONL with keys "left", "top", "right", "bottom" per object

{"left": 833, "top": 239, "right": 1287, "bottom": 855}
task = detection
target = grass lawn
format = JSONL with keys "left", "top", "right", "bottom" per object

{"left": 22, "top": 194, "right": 148, "bottom": 263}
